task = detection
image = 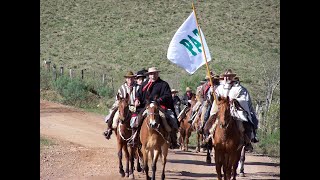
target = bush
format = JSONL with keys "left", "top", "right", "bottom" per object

{"left": 52, "top": 76, "right": 89, "bottom": 107}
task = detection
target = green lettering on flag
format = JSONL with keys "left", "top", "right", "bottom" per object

{"left": 188, "top": 35, "right": 202, "bottom": 54}
{"left": 179, "top": 39, "right": 197, "bottom": 56}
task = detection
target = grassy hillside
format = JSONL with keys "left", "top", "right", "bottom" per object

{"left": 40, "top": 0, "right": 280, "bottom": 103}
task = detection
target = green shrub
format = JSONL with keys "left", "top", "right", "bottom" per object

{"left": 52, "top": 76, "right": 89, "bottom": 107}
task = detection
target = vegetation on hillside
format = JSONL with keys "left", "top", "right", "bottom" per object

{"left": 40, "top": 0, "right": 279, "bottom": 157}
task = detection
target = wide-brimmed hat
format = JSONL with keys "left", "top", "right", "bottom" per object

{"left": 221, "top": 69, "right": 237, "bottom": 77}
{"left": 124, "top": 71, "right": 135, "bottom": 78}
{"left": 171, "top": 89, "right": 179, "bottom": 93}
{"left": 186, "top": 87, "right": 192, "bottom": 92}
{"left": 200, "top": 79, "right": 207, "bottom": 84}
{"left": 146, "top": 67, "right": 161, "bottom": 74}
{"left": 135, "top": 70, "right": 147, "bottom": 78}
{"left": 205, "top": 71, "right": 215, "bottom": 80}
{"left": 233, "top": 76, "right": 241, "bottom": 82}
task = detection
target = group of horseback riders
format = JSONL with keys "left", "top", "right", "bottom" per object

{"left": 176, "top": 69, "right": 259, "bottom": 151}
{"left": 103, "top": 67, "right": 180, "bottom": 149}
{"left": 103, "top": 66, "right": 259, "bottom": 151}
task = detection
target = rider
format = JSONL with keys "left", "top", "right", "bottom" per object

{"left": 126, "top": 70, "right": 148, "bottom": 147}
{"left": 188, "top": 79, "right": 207, "bottom": 124}
{"left": 103, "top": 71, "right": 138, "bottom": 140}
{"left": 171, "top": 89, "right": 181, "bottom": 117}
{"left": 207, "top": 69, "right": 259, "bottom": 149}
{"left": 135, "top": 67, "right": 180, "bottom": 149}
{"left": 178, "top": 87, "right": 194, "bottom": 120}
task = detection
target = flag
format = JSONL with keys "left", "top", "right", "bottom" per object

{"left": 167, "top": 12, "right": 212, "bottom": 74}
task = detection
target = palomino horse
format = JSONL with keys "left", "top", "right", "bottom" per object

{"left": 140, "top": 101, "right": 169, "bottom": 180}
{"left": 114, "top": 93, "right": 142, "bottom": 179}
{"left": 178, "top": 95, "right": 196, "bottom": 152}
{"left": 213, "top": 96, "right": 242, "bottom": 180}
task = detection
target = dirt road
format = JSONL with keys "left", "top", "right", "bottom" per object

{"left": 40, "top": 99, "right": 280, "bottom": 180}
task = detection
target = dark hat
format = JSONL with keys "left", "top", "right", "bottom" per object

{"left": 135, "top": 70, "right": 147, "bottom": 78}
{"left": 124, "top": 71, "right": 135, "bottom": 78}
{"left": 200, "top": 79, "right": 207, "bottom": 84}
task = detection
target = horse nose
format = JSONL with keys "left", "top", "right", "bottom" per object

{"left": 149, "top": 123, "right": 154, "bottom": 128}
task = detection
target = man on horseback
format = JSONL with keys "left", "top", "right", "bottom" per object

{"left": 178, "top": 87, "right": 194, "bottom": 121}
{"left": 171, "top": 89, "right": 181, "bottom": 117}
{"left": 206, "top": 69, "right": 259, "bottom": 150}
{"left": 103, "top": 71, "right": 138, "bottom": 140}
{"left": 134, "top": 67, "right": 180, "bottom": 149}
{"left": 187, "top": 79, "right": 206, "bottom": 124}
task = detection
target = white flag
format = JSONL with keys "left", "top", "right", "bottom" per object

{"left": 167, "top": 12, "right": 212, "bottom": 74}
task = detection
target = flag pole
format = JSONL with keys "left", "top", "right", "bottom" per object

{"left": 192, "top": 2, "right": 217, "bottom": 102}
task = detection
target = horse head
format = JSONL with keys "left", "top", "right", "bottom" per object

{"left": 217, "top": 96, "right": 232, "bottom": 128}
{"left": 145, "top": 100, "right": 160, "bottom": 129}
{"left": 117, "top": 93, "right": 130, "bottom": 123}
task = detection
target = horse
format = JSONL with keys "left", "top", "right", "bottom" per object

{"left": 140, "top": 101, "right": 169, "bottom": 180}
{"left": 212, "top": 96, "right": 242, "bottom": 180}
{"left": 114, "top": 93, "right": 142, "bottom": 179}
{"left": 178, "top": 95, "right": 196, "bottom": 152}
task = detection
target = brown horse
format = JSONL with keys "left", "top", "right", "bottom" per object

{"left": 213, "top": 96, "right": 242, "bottom": 180}
{"left": 114, "top": 93, "right": 141, "bottom": 179}
{"left": 178, "top": 95, "right": 196, "bottom": 152}
{"left": 140, "top": 101, "right": 169, "bottom": 180}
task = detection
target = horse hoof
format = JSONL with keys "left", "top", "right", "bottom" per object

{"left": 240, "top": 172, "right": 245, "bottom": 177}
{"left": 125, "top": 172, "right": 129, "bottom": 177}
{"left": 129, "top": 173, "right": 135, "bottom": 179}
{"left": 206, "top": 159, "right": 211, "bottom": 164}
{"left": 137, "top": 166, "right": 142, "bottom": 172}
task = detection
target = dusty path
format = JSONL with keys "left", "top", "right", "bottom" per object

{"left": 40, "top": 99, "right": 280, "bottom": 180}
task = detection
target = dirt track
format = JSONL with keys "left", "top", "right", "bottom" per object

{"left": 40, "top": 99, "right": 280, "bottom": 180}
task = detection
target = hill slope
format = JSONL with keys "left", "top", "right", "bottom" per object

{"left": 40, "top": 0, "right": 280, "bottom": 102}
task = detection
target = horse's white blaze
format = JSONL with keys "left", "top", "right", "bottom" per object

{"left": 150, "top": 119, "right": 156, "bottom": 126}
{"left": 150, "top": 103, "right": 155, "bottom": 108}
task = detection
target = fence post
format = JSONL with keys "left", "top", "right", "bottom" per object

{"left": 81, "top": 69, "right": 86, "bottom": 80}
{"left": 69, "top": 69, "right": 73, "bottom": 79}
{"left": 102, "top": 74, "right": 105, "bottom": 85}
{"left": 52, "top": 66, "right": 57, "bottom": 80}
{"left": 60, "top": 66, "right": 64, "bottom": 76}
{"left": 45, "top": 60, "right": 51, "bottom": 72}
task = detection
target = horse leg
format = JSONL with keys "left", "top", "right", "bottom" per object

{"left": 215, "top": 150, "right": 223, "bottom": 180}
{"left": 136, "top": 148, "right": 142, "bottom": 172}
{"left": 152, "top": 149, "right": 160, "bottom": 180}
{"left": 129, "top": 146, "right": 135, "bottom": 179}
{"left": 118, "top": 143, "right": 125, "bottom": 177}
{"left": 206, "top": 141, "right": 212, "bottom": 164}
{"left": 161, "top": 143, "right": 168, "bottom": 180}
{"left": 142, "top": 146, "right": 150, "bottom": 180}
{"left": 138, "top": 148, "right": 144, "bottom": 173}
{"left": 232, "top": 151, "right": 241, "bottom": 180}
{"left": 186, "top": 129, "right": 191, "bottom": 152}
{"left": 195, "top": 132, "right": 200, "bottom": 153}
{"left": 123, "top": 144, "right": 130, "bottom": 177}
{"left": 239, "top": 146, "right": 245, "bottom": 177}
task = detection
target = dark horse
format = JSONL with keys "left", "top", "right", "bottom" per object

{"left": 114, "top": 93, "right": 142, "bottom": 179}
{"left": 140, "top": 101, "right": 169, "bottom": 180}
{"left": 178, "top": 95, "right": 196, "bottom": 152}
{"left": 213, "top": 96, "right": 242, "bottom": 180}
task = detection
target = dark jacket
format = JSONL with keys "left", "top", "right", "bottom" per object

{"left": 172, "top": 95, "right": 181, "bottom": 107}
{"left": 181, "top": 92, "right": 195, "bottom": 107}
{"left": 136, "top": 77, "right": 174, "bottom": 111}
